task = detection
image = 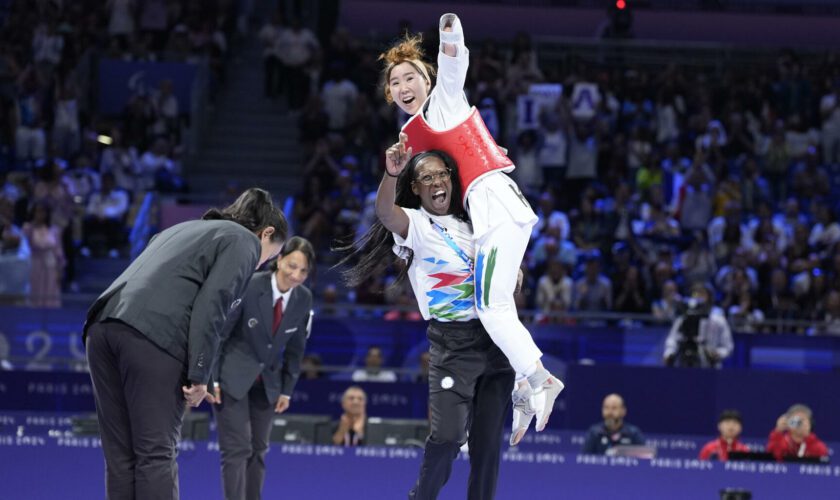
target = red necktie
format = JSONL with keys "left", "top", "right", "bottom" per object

{"left": 272, "top": 296, "right": 284, "bottom": 334}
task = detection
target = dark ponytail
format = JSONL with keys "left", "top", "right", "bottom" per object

{"left": 334, "top": 150, "right": 467, "bottom": 288}
{"left": 203, "top": 187, "right": 288, "bottom": 242}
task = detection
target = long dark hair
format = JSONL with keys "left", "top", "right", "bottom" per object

{"left": 270, "top": 236, "right": 317, "bottom": 281}
{"left": 203, "top": 187, "right": 287, "bottom": 243}
{"left": 335, "top": 150, "right": 468, "bottom": 288}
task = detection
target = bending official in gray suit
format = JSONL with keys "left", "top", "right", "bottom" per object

{"left": 212, "top": 236, "right": 315, "bottom": 500}
{"left": 84, "top": 188, "right": 287, "bottom": 500}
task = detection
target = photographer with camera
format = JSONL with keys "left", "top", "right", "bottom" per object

{"left": 767, "top": 404, "right": 828, "bottom": 462}
{"left": 663, "top": 283, "right": 733, "bottom": 368}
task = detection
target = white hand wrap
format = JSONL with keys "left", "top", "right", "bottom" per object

{"left": 439, "top": 13, "right": 463, "bottom": 45}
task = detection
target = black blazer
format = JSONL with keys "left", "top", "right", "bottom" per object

{"left": 84, "top": 219, "right": 261, "bottom": 384}
{"left": 213, "top": 271, "right": 312, "bottom": 403}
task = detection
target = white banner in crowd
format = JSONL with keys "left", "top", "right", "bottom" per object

{"left": 516, "top": 83, "right": 563, "bottom": 132}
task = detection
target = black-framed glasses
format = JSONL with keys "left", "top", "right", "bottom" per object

{"left": 414, "top": 169, "right": 451, "bottom": 186}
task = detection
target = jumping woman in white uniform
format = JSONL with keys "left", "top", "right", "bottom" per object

{"left": 379, "top": 13, "right": 564, "bottom": 443}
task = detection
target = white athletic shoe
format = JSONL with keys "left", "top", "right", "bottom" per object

{"left": 509, "top": 384, "right": 535, "bottom": 446}
{"left": 534, "top": 376, "right": 565, "bottom": 432}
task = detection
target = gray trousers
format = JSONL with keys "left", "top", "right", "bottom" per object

{"left": 409, "top": 319, "right": 515, "bottom": 500}
{"left": 86, "top": 320, "right": 186, "bottom": 500}
{"left": 213, "top": 381, "right": 275, "bottom": 500}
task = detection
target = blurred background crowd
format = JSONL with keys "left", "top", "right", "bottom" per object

{"left": 1, "top": 1, "right": 840, "bottom": 371}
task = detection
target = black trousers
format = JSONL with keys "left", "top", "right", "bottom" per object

{"left": 409, "top": 319, "right": 515, "bottom": 500}
{"left": 213, "top": 381, "right": 275, "bottom": 500}
{"left": 86, "top": 320, "right": 187, "bottom": 500}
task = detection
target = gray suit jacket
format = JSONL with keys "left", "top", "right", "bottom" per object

{"left": 214, "top": 271, "right": 312, "bottom": 403}
{"left": 84, "top": 219, "right": 261, "bottom": 384}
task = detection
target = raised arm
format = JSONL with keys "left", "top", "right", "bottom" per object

{"left": 375, "top": 133, "right": 412, "bottom": 239}
{"left": 433, "top": 13, "right": 470, "bottom": 109}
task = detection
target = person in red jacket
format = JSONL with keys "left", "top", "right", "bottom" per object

{"left": 767, "top": 404, "right": 829, "bottom": 461}
{"left": 699, "top": 409, "right": 750, "bottom": 461}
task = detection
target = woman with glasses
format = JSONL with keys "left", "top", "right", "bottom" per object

{"left": 378, "top": 13, "right": 563, "bottom": 447}
{"left": 340, "top": 143, "right": 514, "bottom": 499}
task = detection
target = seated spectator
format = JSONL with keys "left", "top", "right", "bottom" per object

{"left": 680, "top": 231, "right": 717, "bottom": 287}
{"left": 0, "top": 172, "right": 22, "bottom": 205}
{"left": 99, "top": 129, "right": 141, "bottom": 194}
{"left": 726, "top": 285, "right": 765, "bottom": 333}
{"left": 535, "top": 259, "right": 572, "bottom": 323}
{"left": 708, "top": 201, "right": 748, "bottom": 261}
{"left": 738, "top": 156, "right": 770, "bottom": 215}
{"left": 531, "top": 190, "right": 570, "bottom": 241}
{"left": 715, "top": 248, "right": 758, "bottom": 295}
{"left": 150, "top": 79, "right": 180, "bottom": 140}
{"left": 699, "top": 409, "right": 749, "bottom": 461}
{"left": 664, "top": 283, "right": 733, "bottom": 368}
{"left": 613, "top": 265, "right": 649, "bottom": 314}
{"left": 767, "top": 404, "right": 829, "bottom": 462}
{"left": 352, "top": 346, "right": 397, "bottom": 383}
{"left": 63, "top": 154, "right": 101, "bottom": 204}
{"left": 332, "top": 386, "right": 367, "bottom": 446}
{"left": 791, "top": 146, "right": 829, "bottom": 201}
{"left": 816, "top": 290, "right": 840, "bottom": 335}
{"left": 809, "top": 202, "right": 840, "bottom": 256}
{"left": 582, "top": 393, "right": 644, "bottom": 455}
{"left": 138, "top": 137, "right": 179, "bottom": 192}
{"left": 570, "top": 197, "right": 605, "bottom": 252}
{"left": 676, "top": 170, "right": 713, "bottom": 232}
{"left": 300, "top": 353, "right": 324, "bottom": 380}
{"left": 758, "top": 268, "right": 799, "bottom": 322}
{"left": 82, "top": 172, "right": 129, "bottom": 258}
{"left": 530, "top": 224, "right": 576, "bottom": 277}
{"left": 652, "top": 280, "right": 681, "bottom": 322}
{"left": 0, "top": 196, "right": 30, "bottom": 296}
{"left": 773, "top": 198, "right": 807, "bottom": 246}
{"left": 0, "top": 197, "right": 24, "bottom": 255}
{"left": 573, "top": 254, "right": 613, "bottom": 312}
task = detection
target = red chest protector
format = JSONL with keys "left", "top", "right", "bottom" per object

{"left": 402, "top": 107, "right": 513, "bottom": 204}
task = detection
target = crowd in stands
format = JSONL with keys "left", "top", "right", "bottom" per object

{"left": 278, "top": 14, "right": 840, "bottom": 333}
{"left": 0, "top": 0, "right": 239, "bottom": 305}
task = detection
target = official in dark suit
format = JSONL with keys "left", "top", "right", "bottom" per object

{"left": 212, "top": 236, "right": 315, "bottom": 500}
{"left": 83, "top": 188, "right": 287, "bottom": 500}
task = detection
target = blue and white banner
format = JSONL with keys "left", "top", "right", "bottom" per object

{"left": 1, "top": 434, "right": 838, "bottom": 499}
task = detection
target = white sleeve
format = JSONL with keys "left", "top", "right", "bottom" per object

{"left": 426, "top": 14, "right": 471, "bottom": 125}
{"left": 392, "top": 208, "right": 424, "bottom": 259}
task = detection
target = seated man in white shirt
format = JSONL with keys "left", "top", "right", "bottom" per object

{"left": 351, "top": 346, "right": 397, "bottom": 382}
{"left": 82, "top": 172, "right": 129, "bottom": 258}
